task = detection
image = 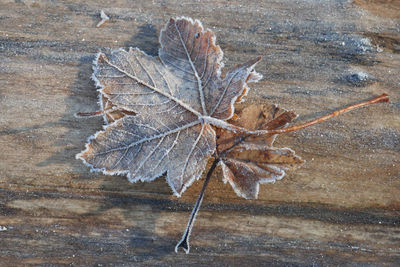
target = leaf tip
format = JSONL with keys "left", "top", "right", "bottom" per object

{"left": 377, "top": 93, "right": 389, "bottom": 103}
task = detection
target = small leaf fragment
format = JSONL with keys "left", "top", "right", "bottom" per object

{"left": 96, "top": 10, "right": 110, "bottom": 28}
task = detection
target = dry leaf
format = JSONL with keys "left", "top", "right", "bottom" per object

{"left": 77, "top": 17, "right": 262, "bottom": 196}
{"left": 216, "top": 104, "right": 304, "bottom": 199}
{"left": 76, "top": 17, "right": 389, "bottom": 254}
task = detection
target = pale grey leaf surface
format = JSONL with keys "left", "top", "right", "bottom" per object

{"left": 78, "top": 113, "right": 215, "bottom": 196}
{"left": 209, "top": 57, "right": 263, "bottom": 119}
{"left": 159, "top": 17, "right": 262, "bottom": 119}
{"left": 94, "top": 48, "right": 198, "bottom": 118}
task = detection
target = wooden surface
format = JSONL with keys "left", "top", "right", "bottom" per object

{"left": 1, "top": 0, "right": 399, "bottom": 266}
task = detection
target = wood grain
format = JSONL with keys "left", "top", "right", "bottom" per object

{"left": 1, "top": 0, "right": 399, "bottom": 266}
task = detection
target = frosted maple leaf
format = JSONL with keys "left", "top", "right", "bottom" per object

{"left": 77, "top": 17, "right": 263, "bottom": 196}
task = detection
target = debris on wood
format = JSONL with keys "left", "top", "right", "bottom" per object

{"left": 96, "top": 10, "right": 109, "bottom": 28}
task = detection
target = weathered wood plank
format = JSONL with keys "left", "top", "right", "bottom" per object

{"left": 0, "top": 0, "right": 399, "bottom": 266}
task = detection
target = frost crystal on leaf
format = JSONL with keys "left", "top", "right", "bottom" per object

{"left": 76, "top": 17, "right": 262, "bottom": 197}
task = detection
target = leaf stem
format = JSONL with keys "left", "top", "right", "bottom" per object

{"left": 175, "top": 157, "right": 220, "bottom": 254}
{"left": 265, "top": 93, "right": 389, "bottom": 135}
{"left": 206, "top": 93, "right": 389, "bottom": 135}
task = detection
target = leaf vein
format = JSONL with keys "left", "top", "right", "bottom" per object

{"left": 93, "top": 120, "right": 201, "bottom": 156}
{"left": 173, "top": 20, "right": 207, "bottom": 115}
{"left": 210, "top": 69, "right": 241, "bottom": 116}
{"left": 179, "top": 124, "right": 205, "bottom": 186}
{"left": 151, "top": 131, "right": 180, "bottom": 172}
{"left": 102, "top": 56, "right": 202, "bottom": 117}
{"left": 132, "top": 136, "right": 166, "bottom": 177}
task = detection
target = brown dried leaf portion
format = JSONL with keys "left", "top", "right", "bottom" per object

{"left": 216, "top": 104, "right": 298, "bottom": 152}
{"left": 217, "top": 104, "right": 304, "bottom": 199}
{"left": 220, "top": 147, "right": 302, "bottom": 199}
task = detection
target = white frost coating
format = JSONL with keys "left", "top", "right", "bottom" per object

{"left": 79, "top": 48, "right": 209, "bottom": 196}
{"left": 91, "top": 52, "right": 109, "bottom": 123}
{"left": 248, "top": 71, "right": 263, "bottom": 83}
{"left": 358, "top": 37, "right": 372, "bottom": 52}
{"left": 76, "top": 118, "right": 130, "bottom": 177}
{"left": 354, "top": 71, "right": 369, "bottom": 81}
{"left": 202, "top": 116, "right": 240, "bottom": 132}
{"left": 234, "top": 71, "right": 263, "bottom": 104}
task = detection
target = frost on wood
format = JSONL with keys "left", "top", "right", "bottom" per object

{"left": 77, "top": 17, "right": 262, "bottom": 196}
{"left": 217, "top": 104, "right": 304, "bottom": 199}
